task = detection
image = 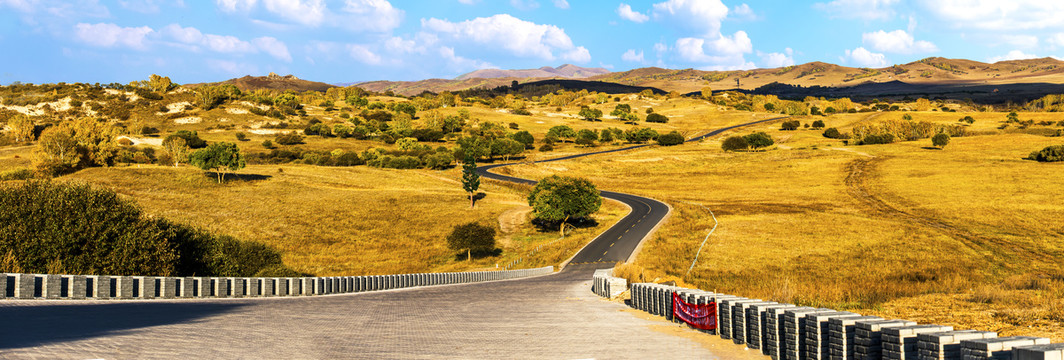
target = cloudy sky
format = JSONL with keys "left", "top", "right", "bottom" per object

{"left": 2, "top": 0, "right": 1064, "bottom": 85}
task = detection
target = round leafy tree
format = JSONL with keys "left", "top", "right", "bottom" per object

{"left": 932, "top": 133, "right": 950, "bottom": 149}
{"left": 721, "top": 136, "right": 749, "bottom": 151}
{"left": 189, "top": 142, "right": 246, "bottom": 183}
{"left": 657, "top": 131, "right": 685, "bottom": 146}
{"left": 527, "top": 175, "right": 602, "bottom": 235}
{"left": 446, "top": 222, "right": 496, "bottom": 261}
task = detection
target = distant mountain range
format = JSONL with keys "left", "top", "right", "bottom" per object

{"left": 456, "top": 64, "right": 610, "bottom": 80}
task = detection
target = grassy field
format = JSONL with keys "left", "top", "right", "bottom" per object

{"left": 56, "top": 163, "right": 625, "bottom": 276}
{"left": 504, "top": 110, "right": 1064, "bottom": 341}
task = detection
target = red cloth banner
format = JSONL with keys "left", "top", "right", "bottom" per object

{"left": 672, "top": 293, "right": 717, "bottom": 330}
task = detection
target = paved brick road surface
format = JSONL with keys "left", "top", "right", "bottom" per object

{"left": 0, "top": 265, "right": 733, "bottom": 359}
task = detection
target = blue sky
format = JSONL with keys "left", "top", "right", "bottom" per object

{"left": 2, "top": 0, "right": 1064, "bottom": 85}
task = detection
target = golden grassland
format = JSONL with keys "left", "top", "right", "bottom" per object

{"left": 54, "top": 163, "right": 625, "bottom": 276}
{"left": 503, "top": 110, "right": 1064, "bottom": 341}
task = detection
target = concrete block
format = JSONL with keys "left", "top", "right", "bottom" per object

{"left": 136, "top": 276, "right": 157, "bottom": 299}
{"left": 180, "top": 277, "right": 195, "bottom": 297}
{"left": 113, "top": 276, "right": 133, "bottom": 299}
{"left": 961, "top": 336, "right": 1050, "bottom": 360}
{"left": 1012, "top": 343, "right": 1064, "bottom": 360}
{"left": 43, "top": 274, "right": 62, "bottom": 299}
{"left": 0, "top": 273, "right": 8, "bottom": 299}
{"left": 158, "top": 277, "right": 177, "bottom": 298}
{"left": 781, "top": 307, "right": 835, "bottom": 360}
{"left": 196, "top": 277, "right": 211, "bottom": 297}
{"left": 763, "top": 305, "right": 799, "bottom": 360}
{"left": 827, "top": 315, "right": 882, "bottom": 360}
{"left": 263, "top": 278, "right": 275, "bottom": 297}
{"left": 734, "top": 301, "right": 778, "bottom": 346}
{"left": 917, "top": 330, "right": 996, "bottom": 360}
{"left": 882, "top": 325, "right": 953, "bottom": 360}
{"left": 749, "top": 303, "right": 795, "bottom": 354}
{"left": 213, "top": 278, "right": 229, "bottom": 297}
{"left": 803, "top": 311, "right": 860, "bottom": 360}
{"left": 90, "top": 275, "right": 111, "bottom": 298}
{"left": 231, "top": 278, "right": 247, "bottom": 297}
{"left": 14, "top": 274, "right": 35, "bottom": 299}
{"left": 69, "top": 275, "right": 86, "bottom": 299}
{"left": 718, "top": 298, "right": 757, "bottom": 340}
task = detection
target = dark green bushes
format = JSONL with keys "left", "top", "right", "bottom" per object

{"left": 0, "top": 181, "right": 297, "bottom": 276}
{"left": 1027, "top": 145, "right": 1064, "bottom": 162}
{"left": 656, "top": 131, "right": 685, "bottom": 146}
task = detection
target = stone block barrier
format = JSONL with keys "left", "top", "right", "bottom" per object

{"left": 0, "top": 266, "right": 553, "bottom": 301}
{"left": 607, "top": 280, "right": 1064, "bottom": 360}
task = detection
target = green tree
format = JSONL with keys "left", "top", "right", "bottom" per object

{"left": 624, "top": 127, "right": 658, "bottom": 143}
{"left": 194, "top": 85, "right": 227, "bottom": 110}
{"left": 393, "top": 102, "right": 417, "bottom": 118}
{"left": 578, "top": 107, "right": 603, "bottom": 121}
{"left": 811, "top": 120, "right": 826, "bottom": 129}
{"left": 721, "top": 136, "right": 748, "bottom": 151}
{"left": 492, "top": 138, "right": 524, "bottom": 161}
{"left": 511, "top": 130, "right": 535, "bottom": 149}
{"left": 189, "top": 142, "right": 246, "bottom": 183}
{"left": 461, "top": 153, "right": 480, "bottom": 209}
{"left": 575, "top": 129, "right": 598, "bottom": 146}
{"left": 527, "top": 175, "right": 602, "bottom": 236}
{"left": 646, "top": 113, "right": 669, "bottom": 123}
{"left": 547, "top": 125, "right": 577, "bottom": 141}
{"left": 610, "top": 104, "right": 632, "bottom": 117}
{"left": 932, "top": 133, "right": 950, "bottom": 149}
{"left": 657, "top": 131, "right": 685, "bottom": 146}
{"left": 743, "top": 132, "right": 775, "bottom": 149}
{"left": 446, "top": 222, "right": 496, "bottom": 261}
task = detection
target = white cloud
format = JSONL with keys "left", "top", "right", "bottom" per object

{"left": 340, "top": 0, "right": 404, "bottom": 32}
{"left": 119, "top": 0, "right": 170, "bottom": 13}
{"left": 253, "top": 36, "right": 292, "bottom": 61}
{"left": 996, "top": 34, "right": 1039, "bottom": 49}
{"left": 510, "top": 0, "right": 538, "bottom": 11}
{"left": 206, "top": 58, "right": 259, "bottom": 76}
{"left": 216, "top": 0, "right": 403, "bottom": 32}
{"left": 732, "top": 3, "right": 755, "bottom": 20}
{"left": 216, "top": 0, "right": 257, "bottom": 13}
{"left": 422, "top": 14, "right": 590, "bottom": 62}
{"left": 617, "top": 3, "right": 649, "bottom": 23}
{"left": 348, "top": 44, "right": 382, "bottom": 65}
{"left": 987, "top": 50, "right": 1038, "bottom": 63}
{"left": 919, "top": 0, "right": 1064, "bottom": 30}
{"left": 439, "top": 46, "right": 494, "bottom": 70}
{"left": 652, "top": 0, "right": 729, "bottom": 37}
{"left": 862, "top": 30, "right": 938, "bottom": 54}
{"left": 553, "top": 0, "right": 568, "bottom": 9}
{"left": 1048, "top": 33, "right": 1064, "bottom": 48}
{"left": 203, "top": 34, "right": 255, "bottom": 53}
{"left": 262, "top": 0, "right": 326, "bottom": 26}
{"left": 845, "top": 47, "right": 889, "bottom": 67}
{"left": 675, "top": 31, "right": 754, "bottom": 70}
{"left": 622, "top": 49, "right": 644, "bottom": 63}
{"left": 814, "top": 0, "right": 899, "bottom": 20}
{"left": 74, "top": 22, "right": 154, "bottom": 50}
{"left": 759, "top": 48, "right": 794, "bottom": 68}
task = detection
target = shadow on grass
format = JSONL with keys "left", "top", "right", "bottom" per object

{"left": 0, "top": 301, "right": 248, "bottom": 350}
{"left": 531, "top": 217, "right": 600, "bottom": 233}
{"left": 453, "top": 248, "right": 503, "bottom": 261}
{"left": 202, "top": 172, "right": 273, "bottom": 182}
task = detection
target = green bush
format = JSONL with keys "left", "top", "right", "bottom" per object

{"left": 167, "top": 130, "right": 207, "bottom": 149}
{"left": 781, "top": 120, "right": 801, "bottom": 131}
{"left": 645, "top": 113, "right": 669, "bottom": 123}
{"left": 743, "top": 132, "right": 774, "bottom": 149}
{"left": 932, "top": 133, "right": 950, "bottom": 148}
{"left": 822, "top": 127, "right": 847, "bottom": 139}
{"left": 275, "top": 133, "right": 304, "bottom": 145}
{"left": 0, "top": 168, "right": 33, "bottom": 181}
{"left": 0, "top": 181, "right": 297, "bottom": 276}
{"left": 1027, "top": 145, "right": 1064, "bottom": 162}
{"left": 861, "top": 133, "right": 895, "bottom": 145}
{"left": 446, "top": 222, "right": 496, "bottom": 260}
{"left": 811, "top": 120, "right": 825, "bottom": 129}
{"left": 656, "top": 131, "right": 685, "bottom": 146}
{"left": 721, "top": 136, "right": 748, "bottom": 151}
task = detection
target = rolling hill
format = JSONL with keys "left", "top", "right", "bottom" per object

{"left": 194, "top": 73, "right": 336, "bottom": 92}
{"left": 457, "top": 64, "right": 610, "bottom": 80}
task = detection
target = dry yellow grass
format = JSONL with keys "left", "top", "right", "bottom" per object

{"left": 58, "top": 163, "right": 624, "bottom": 276}
{"left": 502, "top": 109, "right": 1064, "bottom": 340}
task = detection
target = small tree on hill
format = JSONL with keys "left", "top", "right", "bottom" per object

{"left": 932, "top": 133, "right": 950, "bottom": 149}
{"left": 721, "top": 136, "right": 748, "bottom": 151}
{"left": 527, "top": 175, "right": 602, "bottom": 236}
{"left": 461, "top": 153, "right": 480, "bottom": 209}
{"left": 189, "top": 142, "right": 245, "bottom": 183}
{"left": 743, "top": 132, "right": 775, "bottom": 149}
{"left": 446, "top": 222, "right": 496, "bottom": 261}
{"left": 578, "top": 107, "right": 603, "bottom": 121}
{"left": 646, "top": 113, "right": 669, "bottom": 123}
{"left": 162, "top": 136, "right": 190, "bottom": 167}
{"left": 657, "top": 131, "right": 685, "bottom": 146}
{"left": 811, "top": 120, "right": 825, "bottom": 129}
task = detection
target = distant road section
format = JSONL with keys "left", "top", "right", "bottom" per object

{"left": 478, "top": 116, "right": 787, "bottom": 267}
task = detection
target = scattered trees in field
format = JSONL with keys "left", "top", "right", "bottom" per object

{"left": 35, "top": 117, "right": 119, "bottom": 176}
{"left": 781, "top": 120, "right": 801, "bottom": 131}
{"left": 189, "top": 142, "right": 246, "bottom": 183}
{"left": 721, "top": 132, "right": 774, "bottom": 151}
{"left": 446, "top": 222, "right": 496, "bottom": 261}
{"left": 578, "top": 107, "right": 603, "bottom": 121}
{"left": 575, "top": 129, "right": 598, "bottom": 146}
{"left": 932, "top": 133, "right": 950, "bottom": 149}
{"left": 527, "top": 175, "right": 602, "bottom": 236}
{"left": 812, "top": 120, "right": 825, "bottom": 129}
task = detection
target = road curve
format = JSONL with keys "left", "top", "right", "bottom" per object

{"left": 478, "top": 116, "right": 787, "bottom": 268}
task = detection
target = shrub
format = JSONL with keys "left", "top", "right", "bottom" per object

{"left": 0, "top": 168, "right": 33, "bottom": 181}
{"left": 261, "top": 140, "right": 275, "bottom": 149}
{"left": 721, "top": 136, "right": 748, "bottom": 151}
{"left": 656, "top": 131, "right": 685, "bottom": 146}
{"left": 645, "top": 113, "right": 669, "bottom": 123}
{"left": 1027, "top": 145, "right": 1064, "bottom": 162}
{"left": 0, "top": 181, "right": 296, "bottom": 276}
{"left": 781, "top": 120, "right": 801, "bottom": 131}
{"left": 275, "top": 133, "right": 304, "bottom": 145}
{"left": 508, "top": 122, "right": 520, "bottom": 129}
{"left": 861, "top": 133, "right": 895, "bottom": 145}
{"left": 822, "top": 127, "right": 848, "bottom": 139}
{"left": 167, "top": 130, "right": 207, "bottom": 149}
{"left": 931, "top": 133, "right": 950, "bottom": 149}
{"left": 811, "top": 120, "right": 825, "bottom": 129}
{"left": 511, "top": 109, "right": 531, "bottom": 116}
{"left": 117, "top": 138, "right": 134, "bottom": 146}
{"left": 539, "top": 144, "right": 554, "bottom": 152}
{"left": 235, "top": 132, "right": 248, "bottom": 141}
{"left": 743, "top": 132, "right": 774, "bottom": 149}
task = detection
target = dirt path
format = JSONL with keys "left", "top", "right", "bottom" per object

{"left": 843, "top": 157, "right": 1053, "bottom": 264}
{"left": 497, "top": 204, "right": 532, "bottom": 247}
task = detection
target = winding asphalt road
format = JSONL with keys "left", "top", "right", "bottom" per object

{"left": 478, "top": 116, "right": 787, "bottom": 267}
{"left": 0, "top": 117, "right": 784, "bottom": 359}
